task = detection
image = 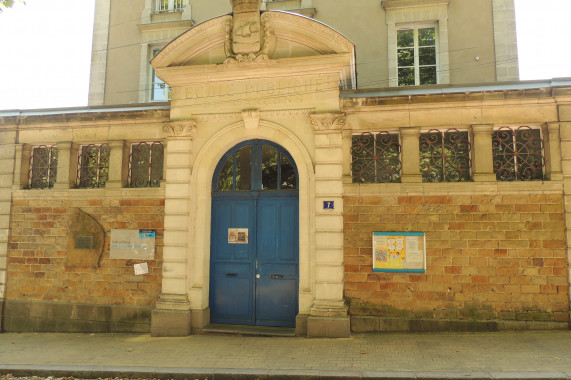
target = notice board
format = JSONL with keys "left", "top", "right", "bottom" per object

{"left": 110, "top": 229, "right": 156, "bottom": 259}
{"left": 372, "top": 232, "right": 426, "bottom": 273}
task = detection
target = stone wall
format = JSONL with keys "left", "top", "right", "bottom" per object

{"left": 3, "top": 196, "right": 164, "bottom": 332}
{"left": 343, "top": 193, "right": 569, "bottom": 332}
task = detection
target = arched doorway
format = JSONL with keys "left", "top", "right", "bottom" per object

{"left": 210, "top": 139, "right": 299, "bottom": 327}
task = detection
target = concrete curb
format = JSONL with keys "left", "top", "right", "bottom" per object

{"left": 1, "top": 365, "right": 570, "bottom": 380}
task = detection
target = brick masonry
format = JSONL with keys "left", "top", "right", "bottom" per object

{"left": 3, "top": 197, "right": 164, "bottom": 332}
{"left": 343, "top": 194, "right": 569, "bottom": 326}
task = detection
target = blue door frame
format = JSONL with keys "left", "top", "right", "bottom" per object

{"left": 210, "top": 140, "right": 299, "bottom": 327}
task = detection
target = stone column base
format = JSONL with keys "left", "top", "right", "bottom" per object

{"left": 307, "top": 315, "right": 350, "bottom": 338}
{"left": 151, "top": 309, "right": 191, "bottom": 337}
{"left": 191, "top": 307, "right": 210, "bottom": 333}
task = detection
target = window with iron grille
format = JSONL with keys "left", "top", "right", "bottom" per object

{"left": 77, "top": 144, "right": 110, "bottom": 188}
{"left": 492, "top": 126, "right": 544, "bottom": 181}
{"left": 351, "top": 132, "right": 401, "bottom": 183}
{"left": 419, "top": 129, "right": 471, "bottom": 182}
{"left": 129, "top": 142, "right": 164, "bottom": 188}
{"left": 29, "top": 145, "right": 58, "bottom": 189}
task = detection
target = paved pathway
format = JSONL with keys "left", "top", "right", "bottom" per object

{"left": 1, "top": 331, "right": 571, "bottom": 379}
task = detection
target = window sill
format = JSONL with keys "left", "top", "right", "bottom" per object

{"left": 381, "top": 0, "right": 450, "bottom": 10}
{"left": 151, "top": 8, "right": 183, "bottom": 15}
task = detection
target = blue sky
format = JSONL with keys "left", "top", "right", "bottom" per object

{"left": 0, "top": 0, "right": 570, "bottom": 111}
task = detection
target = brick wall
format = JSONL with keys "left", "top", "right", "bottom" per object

{"left": 344, "top": 194, "right": 569, "bottom": 324}
{"left": 6, "top": 198, "right": 164, "bottom": 307}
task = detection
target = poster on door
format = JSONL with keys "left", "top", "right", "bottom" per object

{"left": 372, "top": 232, "right": 425, "bottom": 273}
{"left": 228, "top": 228, "right": 249, "bottom": 244}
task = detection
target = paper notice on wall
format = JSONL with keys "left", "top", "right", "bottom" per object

{"left": 405, "top": 236, "right": 423, "bottom": 264}
{"left": 134, "top": 262, "right": 149, "bottom": 275}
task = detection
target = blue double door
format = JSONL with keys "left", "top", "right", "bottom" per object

{"left": 210, "top": 140, "right": 299, "bottom": 327}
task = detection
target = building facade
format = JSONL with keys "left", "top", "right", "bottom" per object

{"left": 1, "top": 0, "right": 570, "bottom": 337}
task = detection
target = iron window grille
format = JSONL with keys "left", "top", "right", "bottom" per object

{"left": 419, "top": 129, "right": 471, "bottom": 182}
{"left": 28, "top": 145, "right": 58, "bottom": 189}
{"left": 77, "top": 144, "right": 110, "bottom": 188}
{"left": 129, "top": 142, "right": 164, "bottom": 188}
{"left": 351, "top": 132, "right": 401, "bottom": 183}
{"left": 492, "top": 126, "right": 544, "bottom": 181}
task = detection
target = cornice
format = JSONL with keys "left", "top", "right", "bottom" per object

{"left": 309, "top": 113, "right": 347, "bottom": 132}
{"left": 163, "top": 120, "right": 197, "bottom": 138}
{"left": 138, "top": 20, "right": 193, "bottom": 33}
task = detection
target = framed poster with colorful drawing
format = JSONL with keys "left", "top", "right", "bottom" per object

{"left": 372, "top": 232, "right": 426, "bottom": 273}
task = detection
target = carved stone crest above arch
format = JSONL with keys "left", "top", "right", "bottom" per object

{"left": 151, "top": 9, "right": 356, "bottom": 88}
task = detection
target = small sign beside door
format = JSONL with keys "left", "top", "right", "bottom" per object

{"left": 323, "top": 201, "right": 334, "bottom": 210}
{"left": 228, "top": 228, "right": 248, "bottom": 244}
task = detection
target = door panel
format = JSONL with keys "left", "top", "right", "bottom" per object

{"left": 210, "top": 198, "right": 255, "bottom": 324}
{"left": 256, "top": 197, "right": 298, "bottom": 326}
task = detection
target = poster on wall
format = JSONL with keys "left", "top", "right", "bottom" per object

{"left": 372, "top": 232, "right": 426, "bottom": 273}
{"left": 110, "top": 229, "right": 156, "bottom": 259}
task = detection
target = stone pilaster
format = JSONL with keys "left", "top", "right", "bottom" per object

{"left": 492, "top": 0, "right": 519, "bottom": 81}
{"left": 307, "top": 113, "right": 349, "bottom": 338}
{"left": 54, "top": 142, "right": 78, "bottom": 189}
{"left": 0, "top": 129, "right": 16, "bottom": 324}
{"left": 558, "top": 120, "right": 571, "bottom": 322}
{"left": 400, "top": 127, "right": 422, "bottom": 183}
{"left": 88, "top": 0, "right": 111, "bottom": 105}
{"left": 470, "top": 124, "right": 496, "bottom": 181}
{"left": 106, "top": 140, "right": 125, "bottom": 188}
{"left": 151, "top": 120, "right": 196, "bottom": 337}
{"left": 545, "top": 123, "right": 563, "bottom": 181}
{"left": 12, "top": 144, "right": 25, "bottom": 190}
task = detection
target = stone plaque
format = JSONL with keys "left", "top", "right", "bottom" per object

{"left": 74, "top": 235, "right": 94, "bottom": 250}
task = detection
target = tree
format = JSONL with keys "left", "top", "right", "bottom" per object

{"left": 0, "top": 0, "right": 25, "bottom": 13}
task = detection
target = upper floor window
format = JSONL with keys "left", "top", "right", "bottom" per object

{"left": 351, "top": 132, "right": 401, "bottom": 183}
{"left": 152, "top": 49, "right": 171, "bottom": 101}
{"left": 129, "top": 142, "right": 164, "bottom": 188}
{"left": 419, "top": 129, "right": 471, "bottom": 182}
{"left": 154, "top": 0, "right": 182, "bottom": 13}
{"left": 29, "top": 145, "right": 58, "bottom": 189}
{"left": 77, "top": 144, "right": 110, "bottom": 189}
{"left": 397, "top": 25, "right": 437, "bottom": 86}
{"left": 492, "top": 127, "right": 544, "bottom": 181}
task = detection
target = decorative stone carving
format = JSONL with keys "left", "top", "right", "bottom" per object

{"left": 310, "top": 113, "right": 347, "bottom": 131}
{"left": 242, "top": 109, "right": 260, "bottom": 129}
{"left": 66, "top": 209, "right": 105, "bottom": 269}
{"left": 224, "top": 0, "right": 271, "bottom": 63}
{"left": 163, "top": 121, "right": 197, "bottom": 138}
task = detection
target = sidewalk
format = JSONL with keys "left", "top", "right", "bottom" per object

{"left": 1, "top": 330, "right": 571, "bottom": 379}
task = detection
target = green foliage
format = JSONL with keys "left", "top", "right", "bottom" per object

{"left": 0, "top": 0, "right": 25, "bottom": 13}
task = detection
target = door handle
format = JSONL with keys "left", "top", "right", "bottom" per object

{"left": 226, "top": 273, "right": 237, "bottom": 277}
{"left": 269, "top": 274, "right": 283, "bottom": 279}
